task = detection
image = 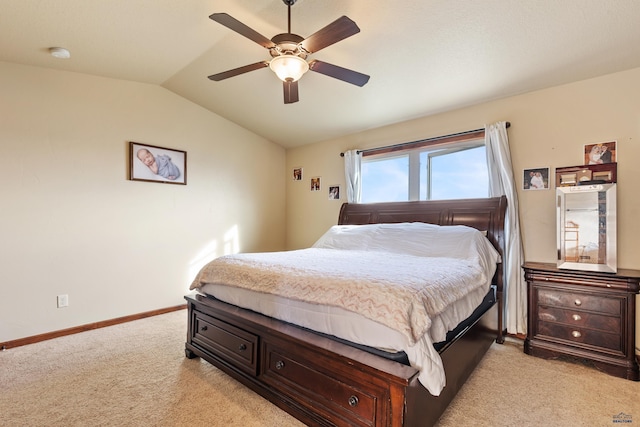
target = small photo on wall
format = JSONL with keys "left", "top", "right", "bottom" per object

{"left": 523, "top": 167, "right": 550, "bottom": 190}
{"left": 328, "top": 185, "right": 340, "bottom": 200}
{"left": 310, "top": 176, "right": 321, "bottom": 191}
{"left": 584, "top": 141, "right": 616, "bottom": 165}
{"left": 293, "top": 167, "right": 303, "bottom": 181}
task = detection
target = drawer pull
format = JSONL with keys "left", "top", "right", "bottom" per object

{"left": 200, "top": 325, "right": 208, "bottom": 332}
{"left": 574, "top": 299, "right": 582, "bottom": 306}
{"left": 275, "top": 360, "right": 285, "bottom": 370}
{"left": 571, "top": 330, "right": 582, "bottom": 338}
{"left": 348, "top": 395, "right": 359, "bottom": 407}
{"left": 238, "top": 344, "right": 247, "bottom": 351}
{"left": 572, "top": 314, "right": 582, "bottom": 321}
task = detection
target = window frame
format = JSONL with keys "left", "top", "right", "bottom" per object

{"left": 361, "top": 131, "right": 487, "bottom": 203}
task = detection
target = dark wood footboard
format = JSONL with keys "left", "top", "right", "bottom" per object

{"left": 185, "top": 293, "right": 498, "bottom": 427}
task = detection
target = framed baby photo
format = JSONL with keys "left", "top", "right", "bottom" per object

{"left": 584, "top": 141, "right": 616, "bottom": 165}
{"left": 129, "top": 142, "right": 187, "bottom": 185}
{"left": 523, "top": 167, "right": 550, "bottom": 190}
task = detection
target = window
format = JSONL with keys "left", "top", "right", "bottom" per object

{"left": 361, "top": 139, "right": 488, "bottom": 203}
{"left": 361, "top": 155, "right": 409, "bottom": 202}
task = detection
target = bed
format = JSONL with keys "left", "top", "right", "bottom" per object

{"left": 185, "top": 196, "right": 507, "bottom": 427}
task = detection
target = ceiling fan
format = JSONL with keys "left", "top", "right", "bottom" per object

{"left": 207, "top": 0, "right": 370, "bottom": 104}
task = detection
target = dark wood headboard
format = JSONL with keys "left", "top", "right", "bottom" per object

{"left": 338, "top": 196, "right": 507, "bottom": 340}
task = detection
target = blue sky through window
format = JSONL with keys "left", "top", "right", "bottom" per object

{"left": 362, "top": 156, "right": 409, "bottom": 202}
{"left": 362, "top": 146, "right": 488, "bottom": 203}
{"left": 427, "top": 146, "right": 488, "bottom": 200}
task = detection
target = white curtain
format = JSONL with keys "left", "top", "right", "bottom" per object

{"left": 485, "top": 122, "right": 527, "bottom": 335}
{"left": 344, "top": 149, "right": 362, "bottom": 203}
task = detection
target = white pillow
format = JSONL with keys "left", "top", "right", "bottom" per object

{"left": 313, "top": 222, "right": 499, "bottom": 263}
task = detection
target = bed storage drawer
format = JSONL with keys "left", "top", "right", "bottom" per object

{"left": 261, "top": 340, "right": 390, "bottom": 427}
{"left": 191, "top": 310, "right": 259, "bottom": 375}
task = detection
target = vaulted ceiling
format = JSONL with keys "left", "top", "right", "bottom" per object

{"left": 2, "top": 0, "right": 640, "bottom": 148}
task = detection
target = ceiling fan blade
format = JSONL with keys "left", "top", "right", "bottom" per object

{"left": 283, "top": 80, "right": 299, "bottom": 104}
{"left": 299, "top": 16, "right": 360, "bottom": 53}
{"left": 209, "top": 13, "right": 276, "bottom": 49}
{"left": 208, "top": 61, "right": 269, "bottom": 81}
{"left": 308, "top": 60, "right": 370, "bottom": 87}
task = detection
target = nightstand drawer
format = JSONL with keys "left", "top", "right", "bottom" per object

{"left": 537, "top": 321, "right": 621, "bottom": 351}
{"left": 537, "top": 288, "right": 620, "bottom": 315}
{"left": 538, "top": 306, "right": 621, "bottom": 333}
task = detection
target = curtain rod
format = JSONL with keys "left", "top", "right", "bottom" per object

{"left": 340, "top": 122, "right": 511, "bottom": 157}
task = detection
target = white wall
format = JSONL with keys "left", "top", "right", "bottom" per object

{"left": 0, "top": 62, "right": 286, "bottom": 342}
{"left": 285, "top": 67, "right": 640, "bottom": 349}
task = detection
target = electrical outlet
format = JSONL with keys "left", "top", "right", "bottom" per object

{"left": 57, "top": 294, "right": 69, "bottom": 308}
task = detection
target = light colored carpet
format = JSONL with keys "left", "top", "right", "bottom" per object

{"left": 1, "top": 310, "right": 638, "bottom": 426}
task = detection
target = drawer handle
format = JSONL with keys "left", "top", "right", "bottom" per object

{"left": 200, "top": 325, "right": 208, "bottom": 332}
{"left": 275, "top": 360, "right": 285, "bottom": 370}
{"left": 571, "top": 330, "right": 582, "bottom": 338}
{"left": 238, "top": 344, "right": 247, "bottom": 351}
{"left": 348, "top": 395, "right": 359, "bottom": 407}
{"left": 572, "top": 314, "right": 582, "bottom": 321}
{"left": 574, "top": 299, "right": 582, "bottom": 306}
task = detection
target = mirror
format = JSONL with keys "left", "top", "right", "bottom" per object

{"left": 557, "top": 183, "right": 616, "bottom": 272}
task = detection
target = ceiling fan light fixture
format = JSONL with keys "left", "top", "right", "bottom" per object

{"left": 269, "top": 55, "right": 309, "bottom": 82}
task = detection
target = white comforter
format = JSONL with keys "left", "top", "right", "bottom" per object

{"left": 193, "top": 249, "right": 489, "bottom": 344}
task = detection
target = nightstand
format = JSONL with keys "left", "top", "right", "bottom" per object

{"left": 523, "top": 262, "right": 640, "bottom": 380}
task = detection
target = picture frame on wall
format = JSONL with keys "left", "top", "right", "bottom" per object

{"left": 328, "top": 185, "right": 340, "bottom": 200}
{"left": 129, "top": 141, "right": 186, "bottom": 185}
{"left": 293, "top": 167, "right": 303, "bottom": 181}
{"left": 584, "top": 141, "right": 616, "bottom": 165}
{"left": 523, "top": 167, "right": 550, "bottom": 190}
{"left": 310, "top": 176, "right": 321, "bottom": 191}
